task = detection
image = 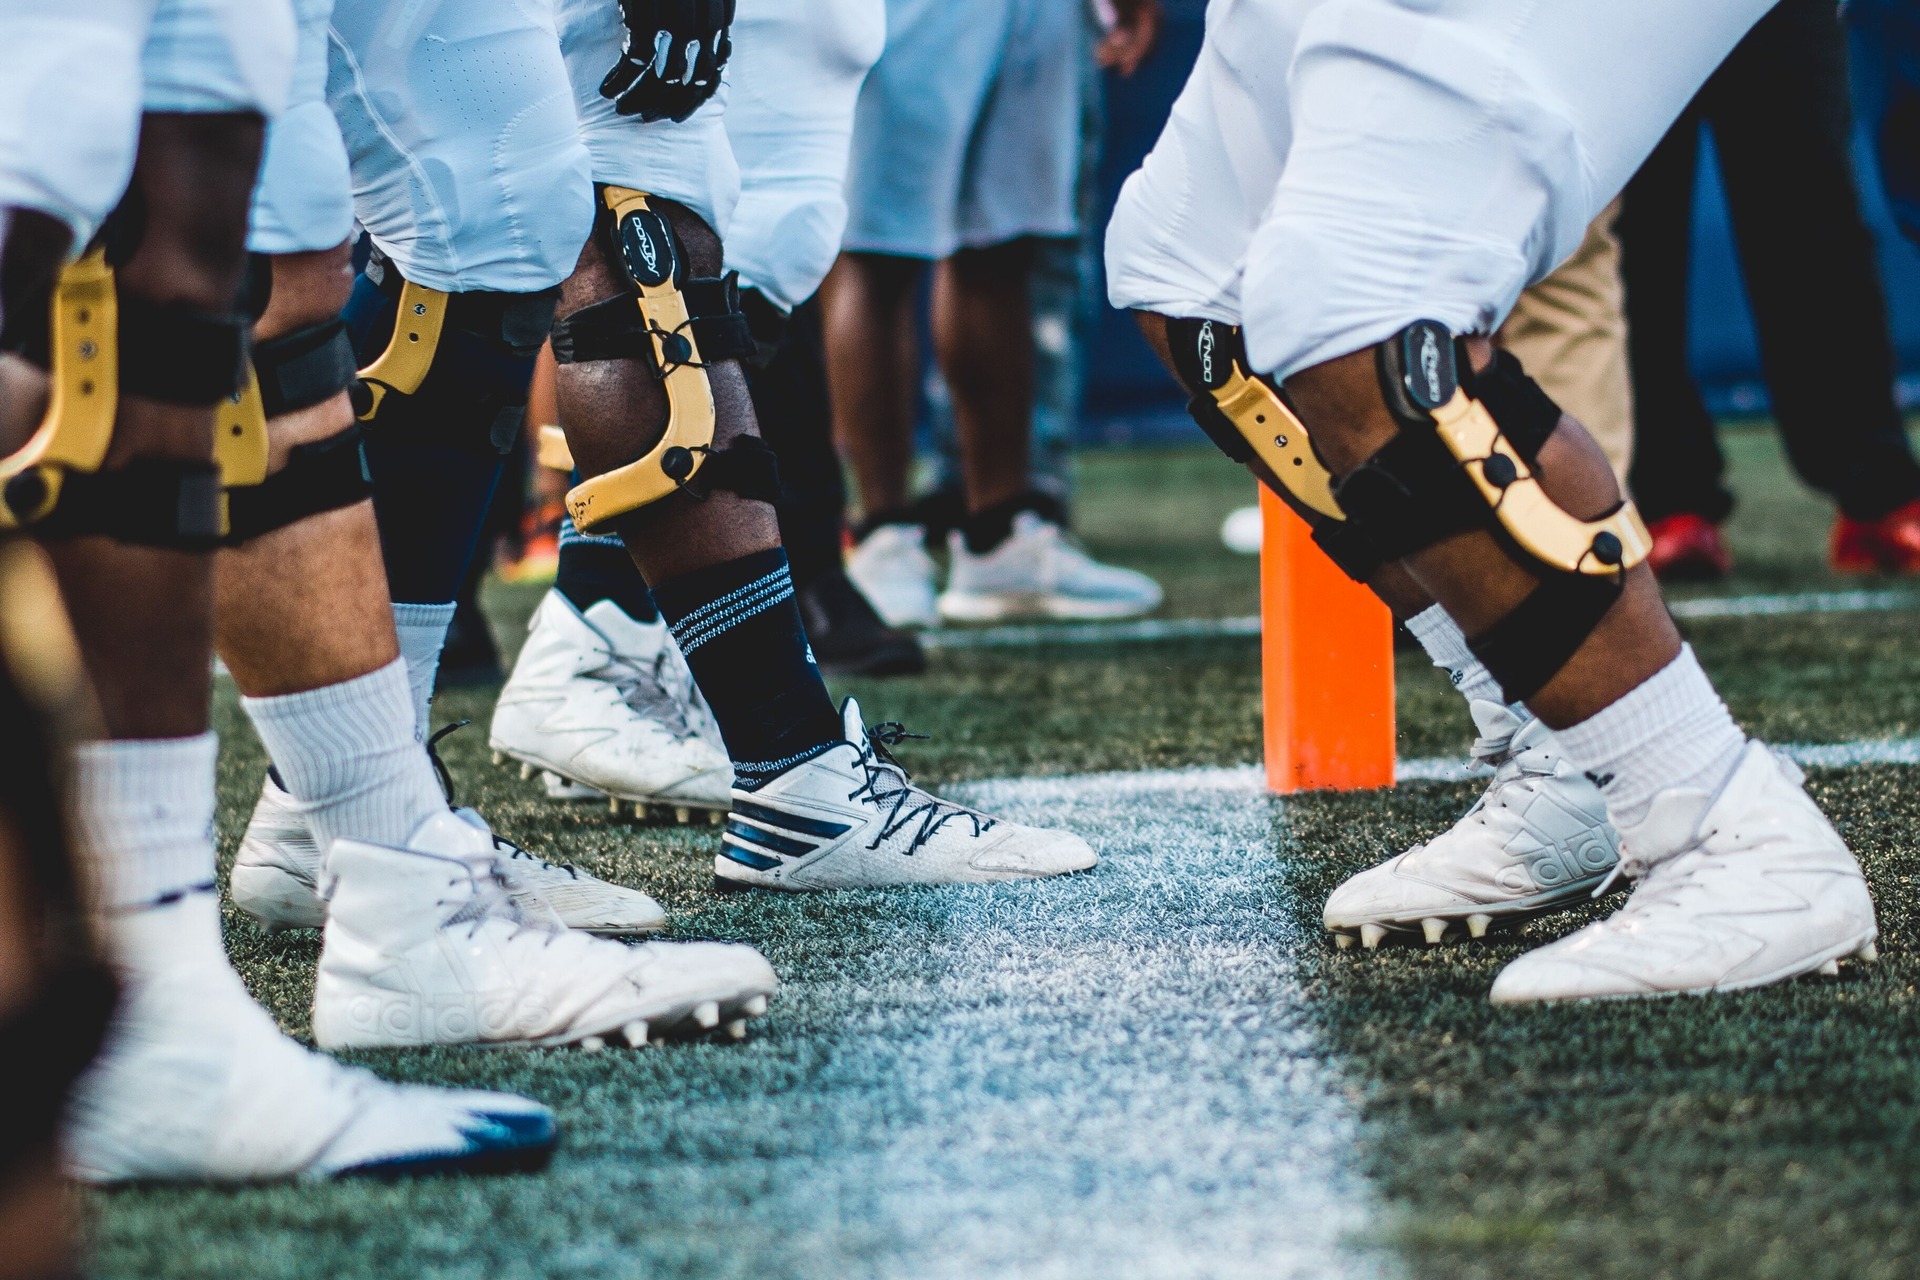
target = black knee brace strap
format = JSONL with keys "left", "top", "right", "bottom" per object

{"left": 550, "top": 274, "right": 756, "bottom": 369}
{"left": 224, "top": 423, "right": 372, "bottom": 544}
{"left": 116, "top": 297, "right": 249, "bottom": 406}
{"left": 21, "top": 456, "right": 225, "bottom": 548}
{"left": 254, "top": 317, "right": 357, "bottom": 419}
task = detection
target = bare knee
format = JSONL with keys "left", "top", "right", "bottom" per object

{"left": 258, "top": 242, "right": 354, "bottom": 341}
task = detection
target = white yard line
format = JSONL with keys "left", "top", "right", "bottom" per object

{"left": 919, "top": 588, "right": 1920, "bottom": 651}
{"left": 916, "top": 772, "right": 1394, "bottom": 1280}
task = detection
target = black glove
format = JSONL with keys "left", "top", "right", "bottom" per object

{"left": 600, "top": 0, "right": 735, "bottom": 124}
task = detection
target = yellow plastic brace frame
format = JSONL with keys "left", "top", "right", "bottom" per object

{"left": 0, "top": 250, "right": 118, "bottom": 529}
{"left": 1208, "top": 363, "right": 1344, "bottom": 521}
{"left": 1430, "top": 388, "right": 1652, "bottom": 575}
{"left": 561, "top": 186, "right": 718, "bottom": 534}
{"left": 355, "top": 278, "right": 448, "bottom": 422}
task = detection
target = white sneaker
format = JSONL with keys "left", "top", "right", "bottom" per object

{"left": 1325, "top": 701, "right": 1619, "bottom": 948}
{"left": 490, "top": 592, "right": 732, "bottom": 822}
{"left": 714, "top": 698, "right": 1097, "bottom": 890}
{"left": 938, "top": 512, "right": 1162, "bottom": 622}
{"left": 846, "top": 523, "right": 939, "bottom": 629}
{"left": 231, "top": 773, "right": 666, "bottom": 936}
{"left": 65, "top": 891, "right": 557, "bottom": 1182}
{"left": 315, "top": 810, "right": 777, "bottom": 1048}
{"left": 1490, "top": 742, "right": 1879, "bottom": 1004}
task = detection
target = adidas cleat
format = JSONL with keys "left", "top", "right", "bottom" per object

{"left": 1490, "top": 742, "right": 1879, "bottom": 1003}
{"left": 714, "top": 699, "right": 1097, "bottom": 890}
{"left": 66, "top": 892, "right": 557, "bottom": 1183}
{"left": 314, "top": 811, "right": 776, "bottom": 1048}
{"left": 1325, "top": 702, "right": 1620, "bottom": 948}
{"left": 231, "top": 773, "right": 665, "bottom": 936}
{"left": 490, "top": 592, "right": 732, "bottom": 821}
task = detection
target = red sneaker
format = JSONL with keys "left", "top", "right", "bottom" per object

{"left": 1831, "top": 498, "right": 1920, "bottom": 574}
{"left": 1646, "top": 513, "right": 1732, "bottom": 582}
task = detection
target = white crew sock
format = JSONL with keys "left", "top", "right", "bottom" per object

{"left": 391, "top": 601, "right": 455, "bottom": 741}
{"left": 1404, "top": 605, "right": 1512, "bottom": 710}
{"left": 68, "top": 734, "right": 220, "bottom": 912}
{"left": 242, "top": 657, "right": 445, "bottom": 852}
{"left": 1552, "top": 644, "right": 1746, "bottom": 831}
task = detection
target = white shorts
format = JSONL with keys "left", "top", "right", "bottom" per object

{"left": 0, "top": 0, "right": 295, "bottom": 241}
{"left": 843, "top": 0, "right": 1082, "bottom": 258}
{"left": 327, "top": 0, "right": 593, "bottom": 293}
{"left": 250, "top": 0, "right": 353, "bottom": 255}
{"left": 722, "top": 0, "right": 884, "bottom": 310}
{"left": 1105, "top": 0, "right": 1772, "bottom": 379}
{"left": 555, "top": 0, "right": 739, "bottom": 236}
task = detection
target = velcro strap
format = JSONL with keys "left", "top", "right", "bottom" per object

{"left": 1310, "top": 521, "right": 1388, "bottom": 583}
{"left": 1467, "top": 572, "right": 1623, "bottom": 703}
{"left": 366, "top": 249, "right": 558, "bottom": 357}
{"left": 1465, "top": 349, "right": 1563, "bottom": 462}
{"left": 117, "top": 298, "right": 248, "bottom": 405}
{"left": 1185, "top": 392, "right": 1255, "bottom": 466}
{"left": 254, "top": 318, "right": 357, "bottom": 419}
{"left": 225, "top": 423, "right": 373, "bottom": 544}
{"left": 31, "top": 458, "right": 226, "bottom": 548}
{"left": 678, "top": 434, "right": 782, "bottom": 503}
{"left": 0, "top": 963, "right": 117, "bottom": 1164}
{"left": 551, "top": 294, "right": 647, "bottom": 365}
{"left": 1331, "top": 429, "right": 1487, "bottom": 563}
{"left": 738, "top": 287, "right": 787, "bottom": 367}
{"left": 682, "top": 273, "right": 754, "bottom": 362}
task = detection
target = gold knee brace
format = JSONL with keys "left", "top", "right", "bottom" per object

{"left": 547, "top": 186, "right": 774, "bottom": 533}
{"left": 0, "top": 250, "right": 118, "bottom": 529}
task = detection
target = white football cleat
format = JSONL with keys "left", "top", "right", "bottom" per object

{"left": 490, "top": 592, "right": 732, "bottom": 820}
{"left": 845, "top": 523, "right": 939, "bottom": 629}
{"left": 1325, "top": 702, "right": 1619, "bottom": 947}
{"left": 230, "top": 772, "right": 666, "bottom": 936}
{"left": 314, "top": 810, "right": 777, "bottom": 1048}
{"left": 1490, "top": 742, "right": 1879, "bottom": 1004}
{"left": 938, "top": 512, "right": 1162, "bottom": 622}
{"left": 714, "top": 698, "right": 1097, "bottom": 890}
{"left": 65, "top": 891, "right": 556, "bottom": 1183}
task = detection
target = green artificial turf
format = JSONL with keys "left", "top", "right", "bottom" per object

{"left": 85, "top": 432, "right": 1920, "bottom": 1279}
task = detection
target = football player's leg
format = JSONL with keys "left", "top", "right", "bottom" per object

{"left": 1249, "top": 0, "right": 1872, "bottom": 997}
{"left": 1106, "top": 0, "right": 1618, "bottom": 944}
{"left": 543, "top": 0, "right": 1092, "bottom": 890}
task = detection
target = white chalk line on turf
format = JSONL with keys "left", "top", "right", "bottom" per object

{"left": 958, "top": 733, "right": 1920, "bottom": 803}
{"left": 919, "top": 588, "right": 1920, "bottom": 650}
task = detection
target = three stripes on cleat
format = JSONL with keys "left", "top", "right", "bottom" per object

{"left": 718, "top": 800, "right": 851, "bottom": 874}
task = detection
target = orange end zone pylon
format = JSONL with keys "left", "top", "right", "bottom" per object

{"left": 1258, "top": 486, "right": 1396, "bottom": 793}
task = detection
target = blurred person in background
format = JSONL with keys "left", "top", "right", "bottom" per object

{"left": 1619, "top": 0, "right": 1920, "bottom": 581}
{"left": 824, "top": 0, "right": 1166, "bottom": 627}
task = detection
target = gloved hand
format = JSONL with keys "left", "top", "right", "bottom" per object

{"left": 600, "top": 0, "right": 735, "bottom": 124}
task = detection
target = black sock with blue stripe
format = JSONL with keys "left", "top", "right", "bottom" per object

{"left": 651, "top": 547, "right": 842, "bottom": 787}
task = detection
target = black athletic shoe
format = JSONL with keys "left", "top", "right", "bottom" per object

{"left": 798, "top": 570, "right": 927, "bottom": 677}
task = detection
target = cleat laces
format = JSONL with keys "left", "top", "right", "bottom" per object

{"left": 849, "top": 722, "right": 993, "bottom": 855}
{"left": 425, "top": 722, "right": 589, "bottom": 887}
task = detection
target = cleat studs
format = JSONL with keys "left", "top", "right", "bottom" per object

{"left": 492, "top": 751, "right": 504, "bottom": 765}
{"left": 1333, "top": 932, "right": 1356, "bottom": 951}
{"left": 622, "top": 1020, "right": 649, "bottom": 1048}
{"left": 1818, "top": 958, "right": 1841, "bottom": 977}
{"left": 1422, "top": 918, "right": 1447, "bottom": 946}
{"left": 610, "top": 796, "right": 624, "bottom": 816}
{"left": 519, "top": 763, "right": 534, "bottom": 780}
{"left": 693, "top": 1000, "right": 720, "bottom": 1029}
{"left": 674, "top": 806, "right": 691, "bottom": 824}
{"left": 1859, "top": 941, "right": 1880, "bottom": 962}
{"left": 580, "top": 1035, "right": 606, "bottom": 1052}
{"left": 743, "top": 995, "right": 768, "bottom": 1017}
{"left": 1467, "top": 913, "right": 1492, "bottom": 940}
{"left": 1360, "top": 923, "right": 1387, "bottom": 950}
{"left": 724, "top": 1019, "right": 747, "bottom": 1041}
{"left": 709, "top": 809, "right": 725, "bottom": 826}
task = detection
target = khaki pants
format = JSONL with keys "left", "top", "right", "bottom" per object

{"left": 1497, "top": 198, "right": 1635, "bottom": 487}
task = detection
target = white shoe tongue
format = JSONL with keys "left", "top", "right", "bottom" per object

{"left": 1467, "top": 699, "right": 1525, "bottom": 739}
{"left": 839, "top": 696, "right": 866, "bottom": 744}
{"left": 582, "top": 599, "right": 666, "bottom": 659}
{"left": 403, "top": 809, "right": 498, "bottom": 865}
